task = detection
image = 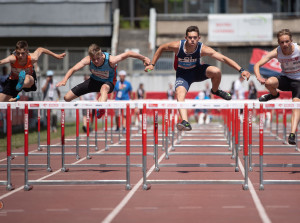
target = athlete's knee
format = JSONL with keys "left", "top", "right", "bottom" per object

{"left": 100, "top": 85, "right": 110, "bottom": 93}
{"left": 207, "top": 66, "right": 221, "bottom": 78}
{"left": 64, "top": 95, "right": 72, "bottom": 102}
{"left": 292, "top": 97, "right": 300, "bottom": 102}
{"left": 265, "top": 78, "right": 278, "bottom": 88}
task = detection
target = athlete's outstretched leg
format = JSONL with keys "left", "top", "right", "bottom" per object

{"left": 176, "top": 86, "right": 192, "bottom": 131}
{"left": 97, "top": 84, "right": 110, "bottom": 119}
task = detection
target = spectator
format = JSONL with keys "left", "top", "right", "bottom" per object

{"left": 111, "top": 70, "right": 132, "bottom": 133}
{"left": 133, "top": 83, "right": 145, "bottom": 126}
{"left": 167, "top": 82, "right": 175, "bottom": 100}
{"left": 0, "top": 66, "right": 9, "bottom": 93}
{"left": 41, "top": 70, "right": 61, "bottom": 132}
{"left": 248, "top": 80, "right": 257, "bottom": 99}
{"left": 232, "top": 76, "right": 245, "bottom": 100}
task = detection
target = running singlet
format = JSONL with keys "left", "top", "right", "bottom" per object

{"left": 10, "top": 55, "right": 34, "bottom": 80}
{"left": 277, "top": 42, "right": 300, "bottom": 80}
{"left": 175, "top": 40, "right": 202, "bottom": 71}
{"left": 90, "top": 52, "right": 116, "bottom": 83}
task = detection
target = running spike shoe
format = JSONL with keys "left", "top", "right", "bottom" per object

{"left": 259, "top": 93, "right": 280, "bottom": 102}
{"left": 16, "top": 70, "right": 26, "bottom": 91}
{"left": 176, "top": 120, "right": 192, "bottom": 131}
{"left": 211, "top": 89, "right": 232, "bottom": 100}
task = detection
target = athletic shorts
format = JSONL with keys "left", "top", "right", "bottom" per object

{"left": 71, "top": 76, "right": 114, "bottom": 97}
{"left": 175, "top": 64, "right": 210, "bottom": 91}
{"left": 276, "top": 75, "right": 300, "bottom": 99}
{"left": 2, "top": 70, "right": 37, "bottom": 97}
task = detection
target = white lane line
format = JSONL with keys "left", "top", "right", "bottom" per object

{"left": 0, "top": 146, "right": 107, "bottom": 200}
{"left": 101, "top": 144, "right": 173, "bottom": 223}
{"left": 238, "top": 158, "right": 272, "bottom": 223}
{"left": 5, "top": 209, "right": 24, "bottom": 212}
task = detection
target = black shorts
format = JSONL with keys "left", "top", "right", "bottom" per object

{"left": 2, "top": 70, "right": 37, "bottom": 97}
{"left": 175, "top": 64, "right": 210, "bottom": 91}
{"left": 276, "top": 75, "right": 300, "bottom": 99}
{"left": 71, "top": 76, "right": 114, "bottom": 97}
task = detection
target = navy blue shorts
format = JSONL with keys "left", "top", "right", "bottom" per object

{"left": 71, "top": 76, "right": 114, "bottom": 97}
{"left": 175, "top": 64, "right": 210, "bottom": 91}
{"left": 276, "top": 75, "right": 300, "bottom": 99}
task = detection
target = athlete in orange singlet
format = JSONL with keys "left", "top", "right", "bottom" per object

{"left": 0, "top": 40, "right": 65, "bottom": 102}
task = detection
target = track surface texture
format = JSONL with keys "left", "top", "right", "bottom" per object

{"left": 0, "top": 120, "right": 300, "bottom": 223}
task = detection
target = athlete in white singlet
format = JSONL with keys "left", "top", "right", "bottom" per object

{"left": 254, "top": 29, "right": 300, "bottom": 145}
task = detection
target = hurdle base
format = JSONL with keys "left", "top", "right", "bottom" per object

{"left": 143, "top": 184, "right": 151, "bottom": 190}
{"left": 61, "top": 167, "right": 69, "bottom": 172}
{"left": 6, "top": 184, "right": 14, "bottom": 191}
{"left": 24, "top": 185, "right": 33, "bottom": 191}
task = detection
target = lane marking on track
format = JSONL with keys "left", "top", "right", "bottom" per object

{"left": 0, "top": 143, "right": 109, "bottom": 200}
{"left": 101, "top": 143, "right": 174, "bottom": 223}
{"left": 238, "top": 158, "right": 272, "bottom": 223}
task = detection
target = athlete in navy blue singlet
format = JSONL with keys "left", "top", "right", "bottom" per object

{"left": 145, "top": 26, "right": 250, "bottom": 131}
{"left": 57, "top": 43, "right": 150, "bottom": 119}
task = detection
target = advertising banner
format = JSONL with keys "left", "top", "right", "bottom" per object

{"left": 208, "top": 14, "right": 273, "bottom": 42}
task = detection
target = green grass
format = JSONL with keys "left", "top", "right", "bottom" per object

{"left": 0, "top": 122, "right": 78, "bottom": 153}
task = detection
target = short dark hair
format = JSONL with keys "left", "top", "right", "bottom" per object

{"left": 186, "top": 26, "right": 200, "bottom": 36}
{"left": 277, "top": 29, "right": 292, "bottom": 40}
{"left": 16, "top": 40, "right": 29, "bottom": 51}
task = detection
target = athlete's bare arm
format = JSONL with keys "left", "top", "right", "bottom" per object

{"left": 0, "top": 55, "right": 16, "bottom": 65}
{"left": 56, "top": 56, "right": 90, "bottom": 87}
{"left": 109, "top": 51, "right": 150, "bottom": 67}
{"left": 202, "top": 44, "right": 251, "bottom": 80}
{"left": 30, "top": 47, "right": 66, "bottom": 63}
{"left": 145, "top": 41, "right": 180, "bottom": 72}
{"left": 254, "top": 48, "right": 278, "bottom": 85}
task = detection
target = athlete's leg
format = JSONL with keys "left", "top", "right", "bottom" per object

{"left": 176, "top": 86, "right": 188, "bottom": 121}
{"left": 265, "top": 77, "right": 279, "bottom": 96}
{"left": 98, "top": 84, "right": 110, "bottom": 102}
{"left": 64, "top": 90, "right": 78, "bottom": 102}
{"left": 205, "top": 66, "right": 221, "bottom": 92}
{"left": 0, "top": 93, "right": 12, "bottom": 102}
{"left": 291, "top": 97, "right": 300, "bottom": 134}
{"left": 97, "top": 84, "right": 111, "bottom": 119}
{"left": 22, "top": 75, "right": 34, "bottom": 88}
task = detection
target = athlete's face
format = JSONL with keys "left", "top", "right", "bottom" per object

{"left": 185, "top": 31, "right": 200, "bottom": 46}
{"left": 15, "top": 49, "right": 28, "bottom": 62}
{"left": 278, "top": 35, "right": 292, "bottom": 52}
{"left": 91, "top": 53, "right": 103, "bottom": 66}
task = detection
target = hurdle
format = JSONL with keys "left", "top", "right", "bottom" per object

{"left": 0, "top": 104, "right": 14, "bottom": 190}
{"left": 252, "top": 102, "right": 300, "bottom": 190}
{"left": 155, "top": 106, "right": 242, "bottom": 172}
{"left": 20, "top": 101, "right": 135, "bottom": 191}
{"left": 142, "top": 101, "right": 250, "bottom": 190}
